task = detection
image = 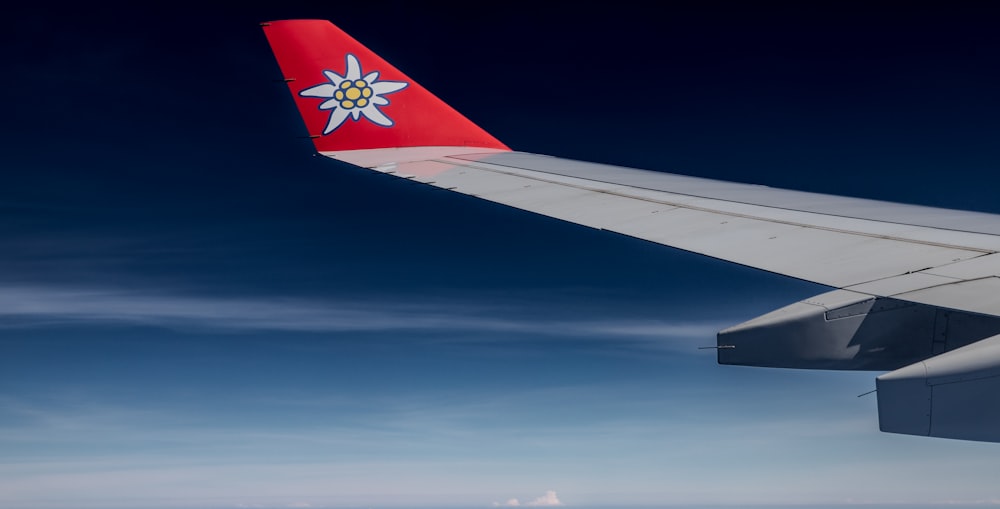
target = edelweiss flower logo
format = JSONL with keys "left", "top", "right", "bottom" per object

{"left": 299, "top": 54, "right": 409, "bottom": 134}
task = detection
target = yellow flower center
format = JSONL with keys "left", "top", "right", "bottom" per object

{"left": 332, "top": 80, "right": 373, "bottom": 110}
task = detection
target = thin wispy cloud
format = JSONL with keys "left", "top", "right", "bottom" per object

{"left": 0, "top": 284, "right": 721, "bottom": 345}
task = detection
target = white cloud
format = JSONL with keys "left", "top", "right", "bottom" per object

{"left": 526, "top": 491, "right": 563, "bottom": 506}
{"left": 496, "top": 491, "right": 561, "bottom": 507}
{"left": 0, "top": 284, "right": 721, "bottom": 347}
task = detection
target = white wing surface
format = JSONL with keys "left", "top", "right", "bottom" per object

{"left": 334, "top": 147, "right": 1000, "bottom": 293}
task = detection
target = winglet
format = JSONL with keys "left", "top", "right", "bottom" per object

{"left": 262, "top": 20, "right": 509, "bottom": 153}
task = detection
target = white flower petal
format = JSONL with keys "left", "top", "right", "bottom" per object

{"left": 322, "top": 108, "right": 350, "bottom": 135}
{"left": 299, "top": 84, "right": 336, "bottom": 98}
{"left": 322, "top": 70, "right": 345, "bottom": 86}
{"left": 345, "top": 54, "right": 362, "bottom": 81}
{"left": 360, "top": 105, "right": 393, "bottom": 127}
{"left": 371, "top": 81, "right": 408, "bottom": 95}
{"left": 301, "top": 56, "right": 407, "bottom": 134}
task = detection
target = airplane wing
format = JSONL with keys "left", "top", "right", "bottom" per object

{"left": 262, "top": 20, "right": 1000, "bottom": 443}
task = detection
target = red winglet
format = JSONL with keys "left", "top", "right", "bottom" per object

{"left": 262, "top": 20, "right": 509, "bottom": 153}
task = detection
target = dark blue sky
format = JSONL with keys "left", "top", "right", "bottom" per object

{"left": 3, "top": 3, "right": 1000, "bottom": 508}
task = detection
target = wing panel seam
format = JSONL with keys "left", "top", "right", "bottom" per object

{"left": 446, "top": 153, "right": 1000, "bottom": 240}
{"left": 435, "top": 158, "right": 994, "bottom": 255}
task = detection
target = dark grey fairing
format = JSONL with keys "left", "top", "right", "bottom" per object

{"left": 718, "top": 289, "right": 1000, "bottom": 442}
{"left": 717, "top": 289, "right": 1000, "bottom": 371}
{"left": 877, "top": 334, "right": 1000, "bottom": 442}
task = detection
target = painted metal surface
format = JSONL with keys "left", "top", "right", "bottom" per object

{"left": 331, "top": 148, "right": 999, "bottom": 294}
{"left": 895, "top": 277, "right": 1000, "bottom": 317}
{"left": 328, "top": 147, "right": 1000, "bottom": 442}
{"left": 878, "top": 333, "right": 1000, "bottom": 441}
{"left": 263, "top": 21, "right": 507, "bottom": 152}
{"left": 267, "top": 20, "right": 1000, "bottom": 442}
{"left": 718, "top": 289, "right": 1000, "bottom": 371}
{"left": 454, "top": 152, "right": 1000, "bottom": 236}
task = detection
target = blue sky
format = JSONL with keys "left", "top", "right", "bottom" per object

{"left": 3, "top": 3, "right": 1000, "bottom": 508}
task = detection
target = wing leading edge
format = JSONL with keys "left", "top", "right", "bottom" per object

{"left": 263, "top": 20, "right": 1000, "bottom": 443}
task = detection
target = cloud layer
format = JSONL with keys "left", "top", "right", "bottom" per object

{"left": 0, "top": 284, "right": 721, "bottom": 345}
{"left": 494, "top": 491, "right": 563, "bottom": 507}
